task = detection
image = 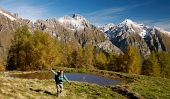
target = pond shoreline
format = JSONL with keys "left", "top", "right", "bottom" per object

{"left": 4, "top": 68, "right": 130, "bottom": 84}
{"left": 8, "top": 72, "right": 121, "bottom": 86}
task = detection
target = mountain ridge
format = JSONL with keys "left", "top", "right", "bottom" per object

{"left": 0, "top": 6, "right": 170, "bottom": 60}
{"left": 102, "top": 19, "right": 170, "bottom": 59}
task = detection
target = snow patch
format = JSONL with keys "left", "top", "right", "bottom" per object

{"left": 139, "top": 29, "right": 150, "bottom": 38}
{"left": 0, "top": 10, "right": 16, "bottom": 21}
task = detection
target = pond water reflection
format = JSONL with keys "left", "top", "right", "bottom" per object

{"left": 7, "top": 72, "right": 120, "bottom": 86}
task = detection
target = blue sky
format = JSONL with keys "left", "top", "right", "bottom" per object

{"left": 0, "top": 0, "right": 170, "bottom": 31}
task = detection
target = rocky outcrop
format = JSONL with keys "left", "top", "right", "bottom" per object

{"left": 97, "top": 40, "right": 122, "bottom": 54}
{"left": 144, "top": 27, "right": 170, "bottom": 53}
{"left": 119, "top": 34, "right": 150, "bottom": 59}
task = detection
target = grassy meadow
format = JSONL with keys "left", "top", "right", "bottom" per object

{"left": 0, "top": 68, "right": 170, "bottom": 99}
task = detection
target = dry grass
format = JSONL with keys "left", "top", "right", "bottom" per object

{"left": 0, "top": 71, "right": 125, "bottom": 99}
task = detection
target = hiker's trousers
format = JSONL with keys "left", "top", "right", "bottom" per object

{"left": 56, "top": 84, "right": 63, "bottom": 97}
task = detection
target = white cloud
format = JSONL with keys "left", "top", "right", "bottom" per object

{"left": 82, "top": 2, "right": 152, "bottom": 26}
{"left": 85, "top": 7, "right": 127, "bottom": 16}
{"left": 82, "top": 7, "right": 127, "bottom": 26}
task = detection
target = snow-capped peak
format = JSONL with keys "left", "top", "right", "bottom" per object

{"left": 62, "top": 15, "right": 73, "bottom": 20}
{"left": 58, "top": 14, "right": 91, "bottom": 30}
{"left": 121, "top": 19, "right": 134, "bottom": 24}
{"left": 107, "top": 19, "right": 152, "bottom": 39}
{"left": 72, "top": 14, "right": 91, "bottom": 26}
{"left": 118, "top": 19, "right": 141, "bottom": 28}
{"left": 119, "top": 19, "right": 152, "bottom": 38}
{"left": 73, "top": 14, "right": 85, "bottom": 20}
{"left": 0, "top": 8, "right": 16, "bottom": 21}
{"left": 58, "top": 15, "right": 73, "bottom": 23}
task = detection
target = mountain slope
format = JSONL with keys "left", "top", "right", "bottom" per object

{"left": 145, "top": 26, "right": 170, "bottom": 52}
{"left": 106, "top": 19, "right": 150, "bottom": 59}
{"left": 0, "top": 7, "right": 22, "bottom": 60}
{"left": 102, "top": 19, "right": 170, "bottom": 59}
{"left": 0, "top": 7, "right": 35, "bottom": 61}
{"left": 33, "top": 16, "right": 122, "bottom": 53}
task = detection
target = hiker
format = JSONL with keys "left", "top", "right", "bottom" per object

{"left": 50, "top": 68, "right": 71, "bottom": 97}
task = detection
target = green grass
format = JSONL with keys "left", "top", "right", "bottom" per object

{"left": 1, "top": 68, "right": 170, "bottom": 99}
{"left": 124, "top": 75, "right": 170, "bottom": 99}
{"left": 57, "top": 67, "right": 170, "bottom": 99}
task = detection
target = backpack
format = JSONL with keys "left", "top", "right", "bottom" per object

{"left": 55, "top": 73, "right": 64, "bottom": 83}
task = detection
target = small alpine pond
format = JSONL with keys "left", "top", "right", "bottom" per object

{"left": 7, "top": 72, "right": 120, "bottom": 86}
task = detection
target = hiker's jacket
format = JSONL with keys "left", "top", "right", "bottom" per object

{"left": 51, "top": 70, "right": 70, "bottom": 84}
